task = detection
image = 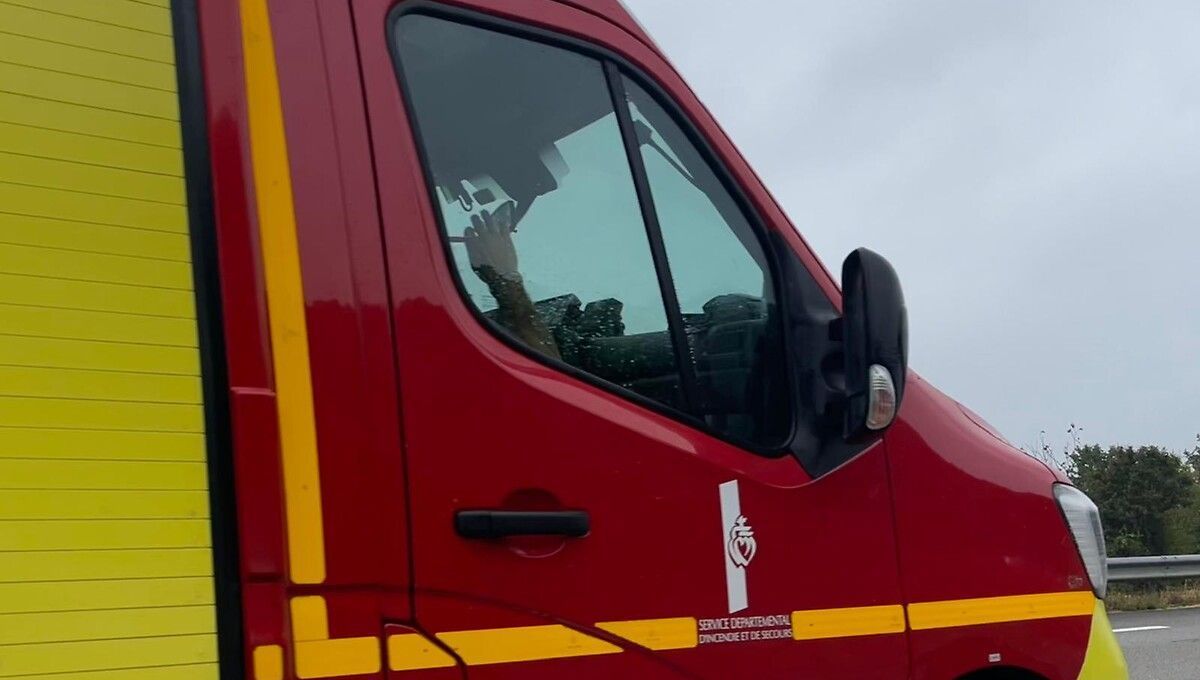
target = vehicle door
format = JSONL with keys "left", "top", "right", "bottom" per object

{"left": 353, "top": 1, "right": 910, "bottom": 678}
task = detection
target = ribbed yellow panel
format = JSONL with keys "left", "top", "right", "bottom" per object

{"left": 0, "top": 577, "right": 214, "bottom": 614}
{"left": 0, "top": 549, "right": 213, "bottom": 582}
{"left": 0, "top": 2, "right": 173, "bottom": 63}
{"left": 0, "top": 91, "right": 181, "bottom": 147}
{"left": 6, "top": 666, "right": 217, "bottom": 680}
{"left": 0, "top": 214, "right": 190, "bottom": 261}
{"left": 0, "top": 3, "right": 219, "bottom": 678}
{"left": 0, "top": 305, "right": 198, "bottom": 346}
{"left": 0, "top": 121, "right": 182, "bottom": 176}
{"left": 0, "top": 0, "right": 173, "bottom": 37}
{"left": 0, "top": 635, "right": 216, "bottom": 677}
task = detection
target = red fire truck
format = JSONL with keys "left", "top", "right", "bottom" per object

{"left": 0, "top": 0, "right": 1125, "bottom": 678}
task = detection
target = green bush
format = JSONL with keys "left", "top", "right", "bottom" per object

{"left": 1067, "top": 443, "right": 1194, "bottom": 556}
{"left": 1163, "top": 487, "right": 1200, "bottom": 554}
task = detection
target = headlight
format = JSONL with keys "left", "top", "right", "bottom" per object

{"left": 1053, "top": 484, "right": 1108, "bottom": 598}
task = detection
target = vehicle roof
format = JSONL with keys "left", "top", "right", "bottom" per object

{"left": 553, "top": 0, "right": 657, "bottom": 50}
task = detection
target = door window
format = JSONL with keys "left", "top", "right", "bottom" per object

{"left": 392, "top": 14, "right": 791, "bottom": 446}
{"left": 621, "top": 77, "right": 790, "bottom": 445}
{"left": 394, "top": 14, "right": 684, "bottom": 408}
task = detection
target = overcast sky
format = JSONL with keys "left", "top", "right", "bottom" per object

{"left": 625, "top": 0, "right": 1200, "bottom": 455}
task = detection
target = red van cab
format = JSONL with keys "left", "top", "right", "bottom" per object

{"left": 0, "top": 0, "right": 1127, "bottom": 678}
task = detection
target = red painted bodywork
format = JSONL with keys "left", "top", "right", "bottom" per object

{"left": 195, "top": 0, "right": 1095, "bottom": 678}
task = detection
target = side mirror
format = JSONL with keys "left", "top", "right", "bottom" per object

{"left": 841, "top": 248, "right": 908, "bottom": 440}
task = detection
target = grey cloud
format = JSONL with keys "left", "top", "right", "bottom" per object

{"left": 626, "top": 0, "right": 1200, "bottom": 452}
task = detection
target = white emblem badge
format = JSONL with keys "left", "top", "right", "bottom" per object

{"left": 728, "top": 515, "right": 756, "bottom": 568}
{"left": 718, "top": 480, "right": 752, "bottom": 613}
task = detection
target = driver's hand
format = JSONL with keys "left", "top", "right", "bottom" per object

{"left": 464, "top": 201, "right": 519, "bottom": 283}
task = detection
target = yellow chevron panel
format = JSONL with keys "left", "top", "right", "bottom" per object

{"left": 0, "top": 577, "right": 214, "bottom": 615}
{"left": 0, "top": 490, "right": 208, "bottom": 520}
{"left": 0, "top": 429, "right": 204, "bottom": 461}
{"left": 0, "top": 605, "right": 215, "bottom": 646}
{"left": 2, "top": 0, "right": 172, "bottom": 36}
{"left": 0, "top": 91, "right": 180, "bottom": 147}
{"left": 0, "top": 519, "right": 212, "bottom": 551}
{"left": 0, "top": 304, "right": 198, "bottom": 347}
{"left": 0, "top": 29, "right": 175, "bottom": 91}
{"left": 0, "top": 634, "right": 217, "bottom": 677}
{"left": 0, "top": 151, "right": 185, "bottom": 204}
{"left": 0, "top": 9, "right": 217, "bottom": 677}
{"left": 0, "top": 334, "right": 200, "bottom": 375}
{"left": 0, "top": 2, "right": 174, "bottom": 63}
{"left": 0, "top": 549, "right": 213, "bottom": 582}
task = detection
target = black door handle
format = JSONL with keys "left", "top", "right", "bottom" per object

{"left": 455, "top": 510, "right": 590, "bottom": 539}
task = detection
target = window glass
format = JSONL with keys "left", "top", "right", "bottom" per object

{"left": 393, "top": 16, "right": 684, "bottom": 408}
{"left": 622, "top": 77, "right": 791, "bottom": 444}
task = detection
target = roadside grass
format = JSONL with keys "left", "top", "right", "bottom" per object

{"left": 1107, "top": 579, "right": 1200, "bottom": 611}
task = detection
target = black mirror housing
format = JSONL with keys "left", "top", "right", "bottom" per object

{"left": 841, "top": 248, "right": 908, "bottom": 441}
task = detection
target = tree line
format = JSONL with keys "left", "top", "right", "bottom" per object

{"left": 1031, "top": 428, "right": 1200, "bottom": 556}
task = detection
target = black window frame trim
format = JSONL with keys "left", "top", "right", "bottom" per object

{"left": 170, "top": 0, "right": 244, "bottom": 677}
{"left": 384, "top": 0, "right": 801, "bottom": 458}
{"left": 602, "top": 61, "right": 701, "bottom": 415}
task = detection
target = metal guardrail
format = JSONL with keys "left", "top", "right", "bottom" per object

{"left": 1108, "top": 554, "right": 1200, "bottom": 581}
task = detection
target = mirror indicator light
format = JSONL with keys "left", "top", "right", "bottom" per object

{"left": 865, "top": 364, "right": 897, "bottom": 430}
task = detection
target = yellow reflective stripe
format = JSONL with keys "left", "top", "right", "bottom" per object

{"left": 238, "top": 0, "right": 326, "bottom": 585}
{"left": 282, "top": 596, "right": 381, "bottom": 677}
{"left": 437, "top": 624, "right": 622, "bottom": 666}
{"left": 387, "top": 634, "right": 458, "bottom": 671}
{"left": 253, "top": 645, "right": 284, "bottom": 680}
{"left": 374, "top": 592, "right": 1099, "bottom": 670}
{"left": 907, "top": 591, "right": 1095, "bottom": 631}
{"left": 289, "top": 596, "right": 330, "bottom": 642}
{"left": 596, "top": 616, "right": 698, "bottom": 650}
{"left": 295, "top": 637, "right": 382, "bottom": 679}
{"left": 791, "top": 604, "right": 907, "bottom": 640}
{"left": 240, "top": 1, "right": 381, "bottom": 675}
